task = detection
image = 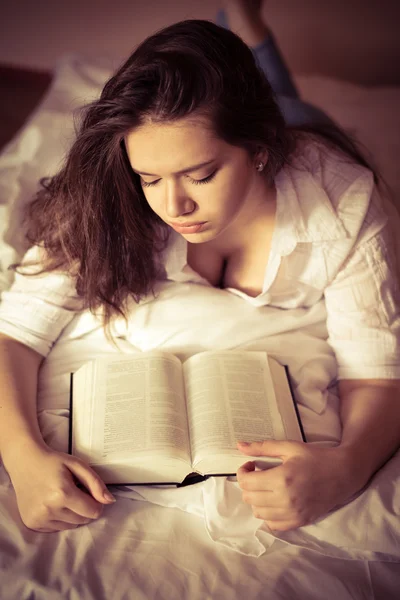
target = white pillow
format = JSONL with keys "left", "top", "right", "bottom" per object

{"left": 0, "top": 55, "right": 399, "bottom": 291}
{"left": 0, "top": 55, "right": 113, "bottom": 290}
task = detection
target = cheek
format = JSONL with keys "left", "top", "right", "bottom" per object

{"left": 216, "top": 174, "right": 249, "bottom": 214}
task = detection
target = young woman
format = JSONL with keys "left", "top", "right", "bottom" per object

{"left": 0, "top": 2, "right": 399, "bottom": 534}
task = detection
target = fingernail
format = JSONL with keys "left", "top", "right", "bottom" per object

{"left": 103, "top": 490, "right": 116, "bottom": 502}
{"left": 238, "top": 441, "right": 250, "bottom": 446}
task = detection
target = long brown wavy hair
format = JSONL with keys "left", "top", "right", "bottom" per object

{"left": 14, "top": 19, "right": 381, "bottom": 332}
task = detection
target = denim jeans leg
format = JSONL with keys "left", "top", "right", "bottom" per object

{"left": 216, "top": 8, "right": 298, "bottom": 97}
{"left": 215, "top": 9, "right": 334, "bottom": 127}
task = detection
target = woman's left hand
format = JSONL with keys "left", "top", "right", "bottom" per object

{"left": 236, "top": 440, "right": 366, "bottom": 531}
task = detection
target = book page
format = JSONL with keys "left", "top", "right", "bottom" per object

{"left": 183, "top": 351, "right": 286, "bottom": 466}
{"left": 87, "top": 353, "right": 191, "bottom": 464}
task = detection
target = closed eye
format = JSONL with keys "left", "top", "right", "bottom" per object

{"left": 140, "top": 170, "right": 217, "bottom": 188}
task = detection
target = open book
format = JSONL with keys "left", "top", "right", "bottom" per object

{"left": 70, "top": 351, "right": 305, "bottom": 485}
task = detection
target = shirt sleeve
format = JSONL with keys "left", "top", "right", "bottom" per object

{"left": 324, "top": 201, "right": 400, "bottom": 380}
{"left": 0, "top": 246, "right": 84, "bottom": 357}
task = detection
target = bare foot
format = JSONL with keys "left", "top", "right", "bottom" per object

{"left": 221, "top": 1, "right": 270, "bottom": 47}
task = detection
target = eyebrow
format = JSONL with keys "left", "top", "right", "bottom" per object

{"left": 132, "top": 159, "right": 216, "bottom": 177}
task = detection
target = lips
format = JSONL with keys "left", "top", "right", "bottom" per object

{"left": 170, "top": 222, "right": 207, "bottom": 234}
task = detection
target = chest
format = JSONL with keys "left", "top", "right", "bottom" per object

{"left": 187, "top": 237, "right": 273, "bottom": 298}
{"left": 186, "top": 239, "right": 334, "bottom": 309}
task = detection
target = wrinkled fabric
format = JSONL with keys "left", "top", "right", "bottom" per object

{"left": 23, "top": 289, "right": 398, "bottom": 562}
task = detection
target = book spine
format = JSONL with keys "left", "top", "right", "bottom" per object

{"left": 68, "top": 372, "right": 74, "bottom": 455}
{"left": 284, "top": 365, "right": 307, "bottom": 443}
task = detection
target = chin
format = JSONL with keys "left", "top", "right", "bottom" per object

{"left": 181, "top": 232, "right": 210, "bottom": 243}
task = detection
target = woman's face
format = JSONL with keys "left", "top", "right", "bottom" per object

{"left": 125, "top": 116, "right": 271, "bottom": 247}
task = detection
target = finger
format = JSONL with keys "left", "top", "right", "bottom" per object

{"left": 265, "top": 519, "right": 304, "bottom": 532}
{"left": 250, "top": 507, "right": 291, "bottom": 521}
{"left": 237, "top": 459, "right": 284, "bottom": 479}
{"left": 60, "top": 507, "right": 95, "bottom": 525}
{"left": 237, "top": 460, "right": 256, "bottom": 477}
{"left": 241, "top": 490, "right": 282, "bottom": 508}
{"left": 237, "top": 440, "right": 301, "bottom": 458}
{"left": 237, "top": 463, "right": 289, "bottom": 491}
{"left": 65, "top": 457, "right": 116, "bottom": 505}
{"left": 56, "top": 467, "right": 107, "bottom": 519}
{"left": 237, "top": 463, "right": 280, "bottom": 490}
{"left": 64, "top": 485, "right": 106, "bottom": 520}
{"left": 35, "top": 521, "right": 80, "bottom": 533}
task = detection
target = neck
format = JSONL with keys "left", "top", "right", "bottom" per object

{"left": 210, "top": 182, "right": 277, "bottom": 258}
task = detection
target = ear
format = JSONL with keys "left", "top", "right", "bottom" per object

{"left": 255, "top": 147, "right": 268, "bottom": 167}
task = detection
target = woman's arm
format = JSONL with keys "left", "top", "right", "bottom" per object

{"left": 337, "top": 378, "right": 400, "bottom": 487}
{"left": 0, "top": 248, "right": 115, "bottom": 531}
{"left": 0, "top": 333, "right": 45, "bottom": 462}
{"left": 0, "top": 334, "right": 115, "bottom": 532}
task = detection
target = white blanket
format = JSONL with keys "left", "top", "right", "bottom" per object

{"left": 1, "top": 281, "right": 398, "bottom": 598}
{"left": 30, "top": 281, "right": 400, "bottom": 563}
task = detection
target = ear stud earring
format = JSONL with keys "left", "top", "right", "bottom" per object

{"left": 256, "top": 161, "right": 265, "bottom": 172}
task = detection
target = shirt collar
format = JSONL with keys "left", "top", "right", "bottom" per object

{"left": 273, "top": 164, "right": 348, "bottom": 256}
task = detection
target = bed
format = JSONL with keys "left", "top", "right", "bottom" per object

{"left": 0, "top": 55, "right": 399, "bottom": 599}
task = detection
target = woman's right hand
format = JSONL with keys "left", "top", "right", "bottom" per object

{"left": 3, "top": 442, "right": 116, "bottom": 532}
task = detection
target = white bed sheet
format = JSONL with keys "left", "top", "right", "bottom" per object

{"left": 0, "top": 56, "right": 400, "bottom": 598}
{"left": 1, "top": 281, "right": 400, "bottom": 599}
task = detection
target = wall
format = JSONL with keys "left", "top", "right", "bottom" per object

{"left": 1, "top": 0, "right": 399, "bottom": 84}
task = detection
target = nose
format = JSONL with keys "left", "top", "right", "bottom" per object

{"left": 165, "top": 181, "right": 195, "bottom": 219}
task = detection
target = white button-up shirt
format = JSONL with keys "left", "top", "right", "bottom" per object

{"left": 0, "top": 140, "right": 399, "bottom": 380}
